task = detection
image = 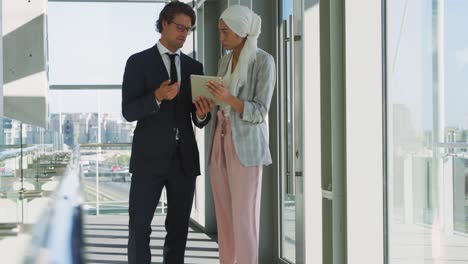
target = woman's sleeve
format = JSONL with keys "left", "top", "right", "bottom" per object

{"left": 241, "top": 54, "right": 276, "bottom": 124}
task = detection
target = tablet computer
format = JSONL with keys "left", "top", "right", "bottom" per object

{"left": 190, "top": 74, "right": 225, "bottom": 106}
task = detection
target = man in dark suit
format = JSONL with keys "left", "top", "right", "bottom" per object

{"left": 122, "top": 2, "right": 214, "bottom": 263}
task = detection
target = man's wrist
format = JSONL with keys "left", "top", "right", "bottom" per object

{"left": 154, "top": 90, "right": 163, "bottom": 102}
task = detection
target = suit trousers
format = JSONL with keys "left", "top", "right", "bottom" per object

{"left": 209, "top": 111, "right": 263, "bottom": 264}
{"left": 128, "top": 146, "right": 196, "bottom": 264}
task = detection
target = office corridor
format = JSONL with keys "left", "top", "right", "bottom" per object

{"left": 84, "top": 215, "right": 219, "bottom": 264}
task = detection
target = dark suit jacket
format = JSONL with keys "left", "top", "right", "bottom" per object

{"left": 122, "top": 44, "right": 210, "bottom": 177}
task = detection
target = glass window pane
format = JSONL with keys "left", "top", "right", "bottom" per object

{"left": 48, "top": 2, "right": 164, "bottom": 85}
{"left": 49, "top": 89, "right": 135, "bottom": 214}
{"left": 49, "top": 89, "right": 134, "bottom": 145}
{"left": 387, "top": 0, "right": 468, "bottom": 263}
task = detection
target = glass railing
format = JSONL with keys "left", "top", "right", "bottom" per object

{"left": 79, "top": 143, "right": 167, "bottom": 216}
{"left": 391, "top": 145, "right": 468, "bottom": 228}
{"left": 23, "top": 148, "right": 84, "bottom": 264}
{"left": 452, "top": 148, "right": 468, "bottom": 234}
{"left": 0, "top": 118, "right": 68, "bottom": 224}
{"left": 0, "top": 117, "right": 80, "bottom": 263}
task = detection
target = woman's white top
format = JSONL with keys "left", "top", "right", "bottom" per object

{"left": 221, "top": 57, "right": 234, "bottom": 116}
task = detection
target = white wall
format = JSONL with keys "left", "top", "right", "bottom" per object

{"left": 345, "top": 0, "right": 384, "bottom": 263}
{"left": 302, "top": 0, "right": 323, "bottom": 263}
{"left": 0, "top": 0, "right": 4, "bottom": 118}
{"left": 2, "top": 0, "right": 48, "bottom": 127}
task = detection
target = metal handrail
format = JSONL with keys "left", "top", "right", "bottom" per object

{"left": 80, "top": 143, "right": 132, "bottom": 148}
{"left": 434, "top": 142, "right": 468, "bottom": 148}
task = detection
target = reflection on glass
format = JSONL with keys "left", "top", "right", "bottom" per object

{"left": 454, "top": 157, "right": 468, "bottom": 233}
{"left": 387, "top": 0, "right": 468, "bottom": 263}
{"left": 280, "top": 0, "right": 297, "bottom": 262}
{"left": 282, "top": 36, "right": 296, "bottom": 263}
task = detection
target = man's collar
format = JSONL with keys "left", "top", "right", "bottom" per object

{"left": 157, "top": 41, "right": 181, "bottom": 56}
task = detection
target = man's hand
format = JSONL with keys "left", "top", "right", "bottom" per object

{"left": 154, "top": 80, "right": 179, "bottom": 101}
{"left": 194, "top": 96, "right": 215, "bottom": 119}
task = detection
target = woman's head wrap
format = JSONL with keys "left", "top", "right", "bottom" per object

{"left": 220, "top": 5, "right": 261, "bottom": 90}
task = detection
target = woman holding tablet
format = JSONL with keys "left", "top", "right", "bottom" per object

{"left": 203, "top": 4, "right": 276, "bottom": 264}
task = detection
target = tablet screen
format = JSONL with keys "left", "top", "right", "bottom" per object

{"left": 190, "top": 74, "right": 225, "bottom": 106}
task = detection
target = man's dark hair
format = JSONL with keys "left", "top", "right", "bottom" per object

{"left": 156, "top": 1, "right": 196, "bottom": 33}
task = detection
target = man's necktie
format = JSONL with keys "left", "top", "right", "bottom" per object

{"left": 167, "top": 53, "right": 178, "bottom": 85}
{"left": 167, "top": 53, "right": 179, "bottom": 141}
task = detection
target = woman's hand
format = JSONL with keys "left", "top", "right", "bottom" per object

{"left": 194, "top": 96, "right": 215, "bottom": 119}
{"left": 206, "top": 80, "right": 232, "bottom": 103}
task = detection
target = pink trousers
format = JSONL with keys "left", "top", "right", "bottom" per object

{"left": 209, "top": 111, "right": 262, "bottom": 264}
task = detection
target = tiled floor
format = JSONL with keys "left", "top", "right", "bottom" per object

{"left": 390, "top": 222, "right": 468, "bottom": 264}
{"left": 84, "top": 215, "right": 220, "bottom": 264}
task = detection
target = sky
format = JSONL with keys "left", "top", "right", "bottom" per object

{"left": 445, "top": 0, "right": 468, "bottom": 128}
{"left": 47, "top": 2, "right": 164, "bottom": 114}
{"left": 388, "top": 0, "right": 468, "bottom": 130}
{"left": 47, "top": 2, "right": 197, "bottom": 114}
{"left": 47, "top": 1, "right": 468, "bottom": 129}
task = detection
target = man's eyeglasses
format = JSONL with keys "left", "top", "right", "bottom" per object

{"left": 171, "top": 22, "right": 195, "bottom": 34}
